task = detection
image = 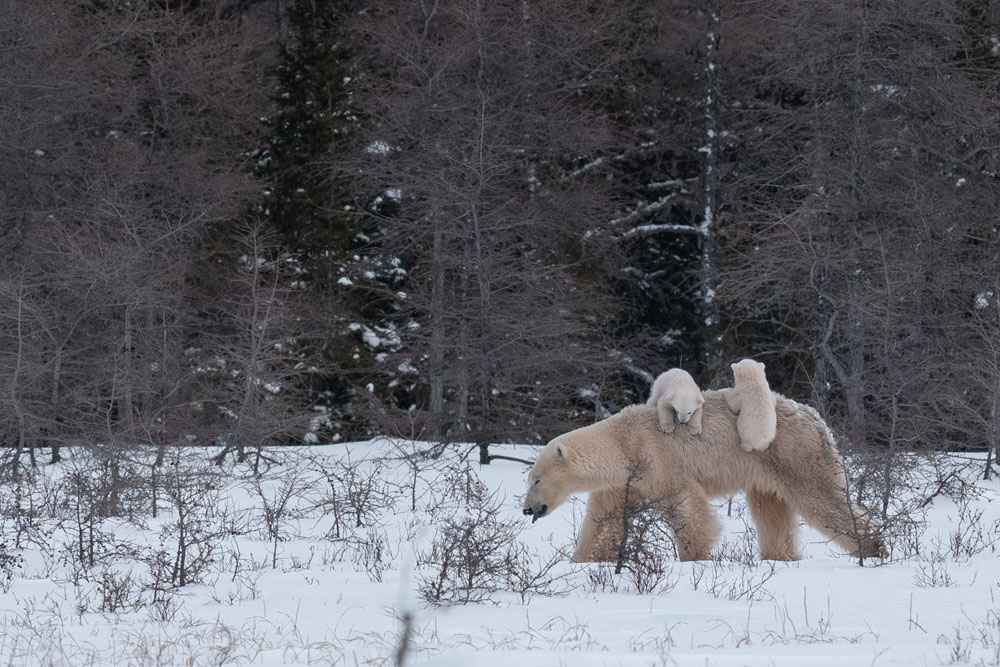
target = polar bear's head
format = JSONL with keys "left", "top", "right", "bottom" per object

{"left": 522, "top": 413, "right": 641, "bottom": 523}
{"left": 522, "top": 436, "right": 578, "bottom": 522}
{"left": 731, "top": 358, "right": 766, "bottom": 386}
{"left": 669, "top": 390, "right": 704, "bottom": 424}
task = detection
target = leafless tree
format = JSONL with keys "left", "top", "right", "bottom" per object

{"left": 346, "top": 0, "right": 641, "bottom": 450}
{"left": 0, "top": 1, "right": 289, "bottom": 466}
{"left": 195, "top": 222, "right": 323, "bottom": 470}
{"left": 716, "top": 0, "right": 1000, "bottom": 468}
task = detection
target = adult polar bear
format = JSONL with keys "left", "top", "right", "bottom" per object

{"left": 522, "top": 391, "right": 885, "bottom": 562}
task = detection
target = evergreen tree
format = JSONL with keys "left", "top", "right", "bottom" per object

{"left": 265, "top": 0, "right": 357, "bottom": 280}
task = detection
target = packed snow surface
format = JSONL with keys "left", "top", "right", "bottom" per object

{"left": 0, "top": 440, "right": 997, "bottom": 666}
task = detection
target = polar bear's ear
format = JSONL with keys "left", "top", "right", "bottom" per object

{"left": 556, "top": 444, "right": 566, "bottom": 459}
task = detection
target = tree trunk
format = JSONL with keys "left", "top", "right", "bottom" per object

{"left": 843, "top": 0, "right": 871, "bottom": 448}
{"left": 427, "top": 227, "right": 446, "bottom": 441}
{"left": 986, "top": 344, "right": 1000, "bottom": 481}
{"left": 50, "top": 350, "right": 64, "bottom": 464}
{"left": 699, "top": 0, "right": 721, "bottom": 362}
{"left": 10, "top": 277, "right": 27, "bottom": 477}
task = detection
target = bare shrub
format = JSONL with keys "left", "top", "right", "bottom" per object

{"left": 0, "top": 473, "right": 55, "bottom": 551}
{"left": 57, "top": 455, "right": 152, "bottom": 572}
{"left": 712, "top": 499, "right": 761, "bottom": 566}
{"left": 250, "top": 464, "right": 309, "bottom": 568}
{"left": 606, "top": 503, "right": 682, "bottom": 595}
{"left": 386, "top": 439, "right": 437, "bottom": 513}
{"left": 584, "top": 549, "right": 679, "bottom": 597}
{"left": 942, "top": 496, "right": 999, "bottom": 561}
{"left": 434, "top": 457, "right": 489, "bottom": 508}
{"left": 886, "top": 510, "right": 929, "bottom": 560}
{"left": 416, "top": 471, "right": 577, "bottom": 605}
{"left": 150, "top": 451, "right": 236, "bottom": 590}
{"left": 97, "top": 567, "right": 145, "bottom": 614}
{"left": 348, "top": 527, "right": 397, "bottom": 583}
{"left": 912, "top": 554, "right": 955, "bottom": 588}
{"left": 416, "top": 491, "right": 519, "bottom": 605}
{"left": 504, "top": 539, "right": 577, "bottom": 603}
{"left": 312, "top": 453, "right": 393, "bottom": 539}
{"left": 687, "top": 560, "right": 776, "bottom": 602}
{"left": 0, "top": 541, "right": 24, "bottom": 593}
{"left": 585, "top": 563, "right": 628, "bottom": 594}
{"left": 717, "top": 562, "right": 777, "bottom": 602}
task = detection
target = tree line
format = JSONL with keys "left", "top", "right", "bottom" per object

{"left": 1, "top": 0, "right": 998, "bottom": 473}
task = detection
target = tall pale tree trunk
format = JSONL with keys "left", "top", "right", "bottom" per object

{"left": 700, "top": 0, "right": 722, "bottom": 369}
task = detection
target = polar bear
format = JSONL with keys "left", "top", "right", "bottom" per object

{"left": 719, "top": 359, "right": 777, "bottom": 452}
{"left": 522, "top": 391, "right": 886, "bottom": 562}
{"left": 646, "top": 368, "right": 704, "bottom": 435}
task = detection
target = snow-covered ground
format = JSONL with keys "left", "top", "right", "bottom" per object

{"left": 0, "top": 440, "right": 997, "bottom": 666}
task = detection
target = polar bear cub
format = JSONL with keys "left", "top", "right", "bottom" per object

{"left": 647, "top": 368, "right": 704, "bottom": 435}
{"left": 723, "top": 359, "right": 777, "bottom": 452}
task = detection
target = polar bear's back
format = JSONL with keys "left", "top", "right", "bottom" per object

{"left": 611, "top": 391, "right": 844, "bottom": 500}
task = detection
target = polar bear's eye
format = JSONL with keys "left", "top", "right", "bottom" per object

{"left": 533, "top": 479, "right": 541, "bottom": 486}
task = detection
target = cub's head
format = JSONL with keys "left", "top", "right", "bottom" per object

{"left": 731, "top": 358, "right": 766, "bottom": 385}
{"left": 669, "top": 390, "right": 704, "bottom": 424}
{"left": 522, "top": 436, "right": 579, "bottom": 523}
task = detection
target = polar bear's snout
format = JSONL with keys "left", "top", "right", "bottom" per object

{"left": 523, "top": 481, "right": 549, "bottom": 522}
{"left": 522, "top": 502, "right": 548, "bottom": 523}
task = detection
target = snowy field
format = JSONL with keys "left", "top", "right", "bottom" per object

{"left": 0, "top": 439, "right": 997, "bottom": 666}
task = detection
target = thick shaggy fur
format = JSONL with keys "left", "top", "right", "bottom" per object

{"left": 721, "top": 359, "right": 777, "bottom": 452}
{"left": 523, "top": 391, "right": 885, "bottom": 563}
{"left": 646, "top": 368, "right": 704, "bottom": 435}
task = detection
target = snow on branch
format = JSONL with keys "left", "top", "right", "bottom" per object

{"left": 567, "top": 156, "right": 606, "bottom": 179}
{"left": 623, "top": 222, "right": 699, "bottom": 237}
{"left": 610, "top": 193, "right": 682, "bottom": 227}
{"left": 647, "top": 178, "right": 698, "bottom": 191}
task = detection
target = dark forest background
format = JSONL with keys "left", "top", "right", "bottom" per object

{"left": 2, "top": 0, "right": 1000, "bottom": 471}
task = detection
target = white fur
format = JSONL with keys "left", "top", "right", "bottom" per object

{"left": 647, "top": 368, "right": 704, "bottom": 435}
{"left": 721, "top": 359, "right": 777, "bottom": 452}
{"left": 523, "top": 393, "right": 887, "bottom": 563}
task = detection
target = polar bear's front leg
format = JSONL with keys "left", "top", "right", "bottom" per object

{"left": 655, "top": 395, "right": 677, "bottom": 434}
{"left": 687, "top": 405, "right": 703, "bottom": 436}
{"left": 662, "top": 486, "right": 720, "bottom": 561}
{"left": 572, "top": 488, "right": 629, "bottom": 562}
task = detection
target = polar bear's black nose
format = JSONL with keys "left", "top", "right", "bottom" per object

{"left": 523, "top": 504, "right": 547, "bottom": 522}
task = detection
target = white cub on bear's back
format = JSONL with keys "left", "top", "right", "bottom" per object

{"left": 722, "top": 359, "right": 777, "bottom": 452}
{"left": 647, "top": 368, "right": 704, "bottom": 435}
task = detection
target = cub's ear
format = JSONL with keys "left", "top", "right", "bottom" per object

{"left": 556, "top": 444, "right": 565, "bottom": 459}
